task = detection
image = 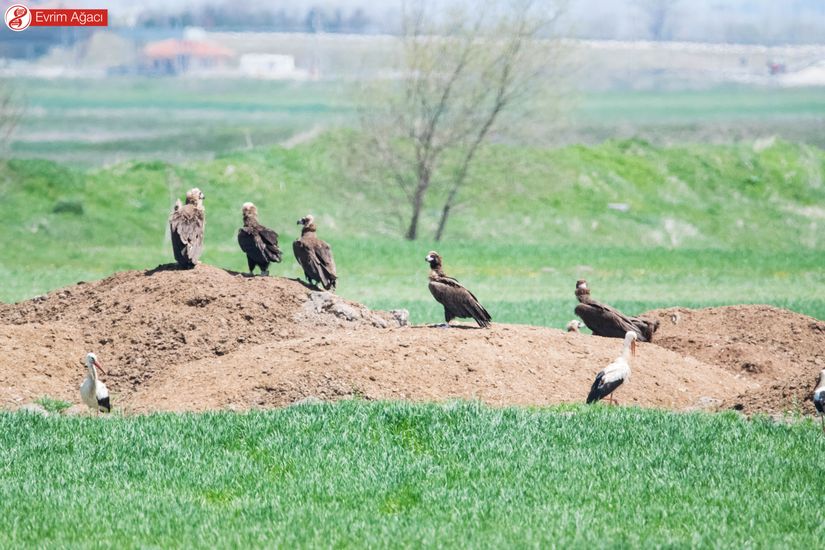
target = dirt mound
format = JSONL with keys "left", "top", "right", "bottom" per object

{"left": 0, "top": 265, "right": 403, "bottom": 405}
{"left": 125, "top": 326, "right": 745, "bottom": 414}
{"left": 1, "top": 269, "right": 821, "bottom": 415}
{"left": 644, "top": 305, "right": 825, "bottom": 415}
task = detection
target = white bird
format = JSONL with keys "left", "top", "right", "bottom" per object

{"left": 586, "top": 330, "right": 638, "bottom": 405}
{"left": 814, "top": 368, "right": 825, "bottom": 433}
{"left": 80, "top": 352, "right": 111, "bottom": 414}
{"left": 566, "top": 320, "right": 583, "bottom": 333}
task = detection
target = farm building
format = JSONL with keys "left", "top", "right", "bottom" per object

{"left": 142, "top": 39, "right": 235, "bottom": 75}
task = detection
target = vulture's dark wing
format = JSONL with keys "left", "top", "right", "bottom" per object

{"left": 428, "top": 276, "right": 491, "bottom": 327}
{"left": 258, "top": 226, "right": 283, "bottom": 262}
{"left": 575, "top": 301, "right": 647, "bottom": 341}
{"left": 294, "top": 238, "right": 332, "bottom": 289}
{"left": 239, "top": 225, "right": 282, "bottom": 266}
{"left": 629, "top": 316, "right": 660, "bottom": 342}
{"left": 293, "top": 239, "right": 312, "bottom": 278}
{"left": 314, "top": 239, "right": 337, "bottom": 290}
{"left": 586, "top": 371, "right": 624, "bottom": 404}
{"left": 169, "top": 205, "right": 204, "bottom": 267}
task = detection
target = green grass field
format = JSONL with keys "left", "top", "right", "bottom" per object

{"left": 1, "top": 134, "right": 823, "bottom": 326}
{"left": 9, "top": 79, "right": 825, "bottom": 164}
{"left": 1, "top": 402, "right": 823, "bottom": 548}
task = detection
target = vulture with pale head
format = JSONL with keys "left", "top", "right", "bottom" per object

{"left": 574, "top": 280, "right": 659, "bottom": 342}
{"left": 293, "top": 215, "right": 337, "bottom": 291}
{"left": 169, "top": 187, "right": 205, "bottom": 268}
{"left": 425, "top": 251, "right": 491, "bottom": 328}
{"left": 237, "top": 202, "right": 282, "bottom": 276}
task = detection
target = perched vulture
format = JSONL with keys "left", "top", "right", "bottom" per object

{"left": 80, "top": 352, "right": 110, "bottom": 414}
{"left": 237, "top": 202, "right": 282, "bottom": 276}
{"left": 425, "top": 251, "right": 491, "bottom": 328}
{"left": 574, "top": 280, "right": 660, "bottom": 342}
{"left": 586, "top": 330, "right": 637, "bottom": 405}
{"left": 169, "top": 187, "right": 205, "bottom": 268}
{"left": 814, "top": 368, "right": 825, "bottom": 433}
{"left": 293, "top": 215, "right": 337, "bottom": 291}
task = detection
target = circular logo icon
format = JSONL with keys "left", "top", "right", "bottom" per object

{"left": 5, "top": 5, "right": 31, "bottom": 32}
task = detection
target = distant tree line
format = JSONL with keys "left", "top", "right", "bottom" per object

{"left": 138, "top": 6, "right": 378, "bottom": 34}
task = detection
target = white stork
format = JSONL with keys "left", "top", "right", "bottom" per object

{"left": 814, "top": 368, "right": 825, "bottom": 433}
{"left": 80, "top": 352, "right": 111, "bottom": 414}
{"left": 586, "top": 330, "right": 637, "bottom": 405}
{"left": 566, "top": 320, "right": 583, "bottom": 333}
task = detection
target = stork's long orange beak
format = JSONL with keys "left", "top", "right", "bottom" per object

{"left": 631, "top": 340, "right": 637, "bottom": 357}
{"left": 93, "top": 359, "right": 107, "bottom": 376}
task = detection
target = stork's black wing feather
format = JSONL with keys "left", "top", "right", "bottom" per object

{"left": 97, "top": 395, "right": 111, "bottom": 413}
{"left": 586, "top": 371, "right": 624, "bottom": 404}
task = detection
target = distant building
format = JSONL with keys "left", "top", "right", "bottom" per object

{"left": 239, "top": 53, "right": 307, "bottom": 80}
{"left": 142, "top": 39, "right": 234, "bottom": 75}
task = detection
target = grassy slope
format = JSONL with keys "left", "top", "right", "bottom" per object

{"left": 1, "top": 135, "right": 823, "bottom": 326}
{"left": 1, "top": 402, "right": 823, "bottom": 548}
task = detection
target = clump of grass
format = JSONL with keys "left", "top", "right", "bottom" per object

{"left": 52, "top": 199, "right": 84, "bottom": 215}
{"left": 34, "top": 396, "right": 71, "bottom": 414}
{"left": 0, "top": 401, "right": 822, "bottom": 548}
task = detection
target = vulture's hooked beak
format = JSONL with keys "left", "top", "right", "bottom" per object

{"left": 93, "top": 359, "right": 107, "bottom": 376}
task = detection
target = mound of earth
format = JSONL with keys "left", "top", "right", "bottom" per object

{"left": 0, "top": 266, "right": 821, "bottom": 416}
{"left": 643, "top": 305, "right": 825, "bottom": 415}
{"left": 0, "top": 265, "right": 405, "bottom": 407}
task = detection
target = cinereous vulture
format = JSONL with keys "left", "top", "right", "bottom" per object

{"left": 425, "top": 251, "right": 491, "bottom": 328}
{"left": 169, "top": 187, "right": 205, "bottom": 268}
{"left": 237, "top": 202, "right": 282, "bottom": 276}
{"left": 293, "top": 214, "right": 337, "bottom": 291}
{"left": 574, "top": 279, "right": 659, "bottom": 342}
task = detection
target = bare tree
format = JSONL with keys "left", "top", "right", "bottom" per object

{"left": 636, "top": 0, "right": 680, "bottom": 41}
{"left": 358, "top": 0, "right": 565, "bottom": 241}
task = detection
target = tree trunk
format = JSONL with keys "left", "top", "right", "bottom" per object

{"left": 405, "top": 172, "right": 430, "bottom": 240}
{"left": 434, "top": 191, "right": 456, "bottom": 242}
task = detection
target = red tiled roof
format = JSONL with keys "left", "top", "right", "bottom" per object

{"left": 144, "top": 39, "right": 234, "bottom": 60}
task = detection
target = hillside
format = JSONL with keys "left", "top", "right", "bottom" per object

{"left": 1, "top": 135, "right": 824, "bottom": 326}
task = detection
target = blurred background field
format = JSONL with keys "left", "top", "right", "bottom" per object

{"left": 1, "top": 1, "right": 824, "bottom": 328}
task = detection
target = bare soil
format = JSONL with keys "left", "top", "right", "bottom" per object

{"left": 643, "top": 305, "right": 825, "bottom": 415}
{"left": 1, "top": 265, "right": 822, "bottom": 415}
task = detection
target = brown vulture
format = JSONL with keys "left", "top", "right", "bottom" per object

{"left": 425, "top": 251, "right": 491, "bottom": 328}
{"left": 237, "top": 202, "right": 282, "bottom": 276}
{"left": 293, "top": 214, "right": 337, "bottom": 291}
{"left": 169, "top": 187, "right": 205, "bottom": 268}
{"left": 574, "top": 279, "right": 659, "bottom": 342}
